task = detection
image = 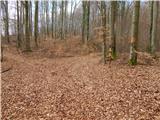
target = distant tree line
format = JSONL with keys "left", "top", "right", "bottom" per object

{"left": 0, "top": 1, "right": 159, "bottom": 65}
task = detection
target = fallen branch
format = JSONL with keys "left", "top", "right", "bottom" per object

{"left": 2, "top": 67, "right": 12, "bottom": 73}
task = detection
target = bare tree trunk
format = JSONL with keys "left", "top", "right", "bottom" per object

{"left": 52, "top": 1, "right": 55, "bottom": 38}
{"left": 2, "top": 1, "right": 10, "bottom": 43}
{"left": 120, "top": 1, "right": 125, "bottom": 36}
{"left": 34, "top": 1, "right": 38, "bottom": 48}
{"left": 82, "top": 1, "right": 86, "bottom": 43}
{"left": 25, "top": 1, "right": 31, "bottom": 51}
{"left": 55, "top": 1, "right": 57, "bottom": 39}
{"left": 82, "top": 1, "right": 90, "bottom": 45}
{"left": 46, "top": 1, "right": 49, "bottom": 37}
{"left": 101, "top": 1, "right": 107, "bottom": 64}
{"left": 129, "top": 1, "right": 140, "bottom": 65}
{"left": 151, "top": 1, "right": 158, "bottom": 55}
{"left": 64, "top": 1, "right": 68, "bottom": 37}
{"left": 86, "top": 1, "right": 90, "bottom": 43}
{"left": 61, "top": 1, "right": 64, "bottom": 40}
{"left": 17, "top": 1, "right": 21, "bottom": 48}
{"left": 109, "top": 1, "right": 117, "bottom": 59}
{"left": 29, "top": 1, "right": 32, "bottom": 37}
{"left": 22, "top": 1, "right": 25, "bottom": 43}
{"left": 20, "top": 2, "right": 23, "bottom": 46}
{"left": 148, "top": 1, "right": 153, "bottom": 53}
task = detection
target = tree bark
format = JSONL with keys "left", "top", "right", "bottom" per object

{"left": 109, "top": 1, "right": 117, "bottom": 59}
{"left": 148, "top": 1, "right": 153, "bottom": 53}
{"left": 129, "top": 1, "right": 140, "bottom": 65}
{"left": 64, "top": 1, "right": 68, "bottom": 36}
{"left": 151, "top": 1, "right": 158, "bottom": 55}
{"left": 61, "top": 1, "right": 64, "bottom": 40}
{"left": 86, "top": 1, "right": 90, "bottom": 43}
{"left": 82, "top": 1, "right": 90, "bottom": 45}
{"left": 55, "top": 1, "right": 57, "bottom": 39}
{"left": 52, "top": 1, "right": 55, "bottom": 38}
{"left": 82, "top": 1, "right": 86, "bottom": 43}
{"left": 101, "top": 1, "right": 107, "bottom": 64}
{"left": 120, "top": 1, "right": 125, "bottom": 36}
{"left": 46, "top": 1, "right": 49, "bottom": 37}
{"left": 29, "top": 1, "right": 32, "bottom": 37}
{"left": 17, "top": 1, "right": 21, "bottom": 48}
{"left": 34, "top": 1, "right": 38, "bottom": 48}
{"left": 2, "top": 1, "right": 10, "bottom": 43}
{"left": 25, "top": 1, "right": 31, "bottom": 51}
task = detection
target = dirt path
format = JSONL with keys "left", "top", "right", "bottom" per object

{"left": 2, "top": 51, "right": 160, "bottom": 120}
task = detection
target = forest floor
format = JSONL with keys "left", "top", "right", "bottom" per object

{"left": 1, "top": 39, "right": 160, "bottom": 120}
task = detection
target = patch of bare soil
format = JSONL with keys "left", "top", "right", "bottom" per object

{"left": 1, "top": 44, "right": 160, "bottom": 120}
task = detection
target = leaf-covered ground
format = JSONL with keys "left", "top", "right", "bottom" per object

{"left": 1, "top": 44, "right": 160, "bottom": 120}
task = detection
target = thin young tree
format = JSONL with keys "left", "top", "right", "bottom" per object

{"left": 61, "top": 1, "right": 64, "bottom": 40}
{"left": 54, "top": 1, "right": 57, "bottom": 39}
{"left": 52, "top": 1, "right": 55, "bottom": 38}
{"left": 82, "top": 1, "right": 86, "bottom": 43}
{"left": 86, "top": 1, "right": 90, "bottom": 43}
{"left": 29, "top": 1, "right": 32, "bottom": 37}
{"left": 45, "top": 1, "right": 49, "bottom": 36}
{"left": 17, "top": 1, "right": 21, "bottom": 48}
{"left": 148, "top": 1, "right": 153, "bottom": 53}
{"left": 21, "top": 1, "right": 25, "bottom": 42}
{"left": 129, "top": 1, "right": 140, "bottom": 65}
{"left": 34, "top": 1, "right": 38, "bottom": 48}
{"left": 64, "top": 1, "right": 68, "bottom": 36}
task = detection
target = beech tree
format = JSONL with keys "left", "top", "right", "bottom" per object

{"left": 52, "top": 1, "right": 55, "bottom": 38}
{"left": 54, "top": 1, "right": 57, "bottom": 39}
{"left": 29, "top": 1, "right": 32, "bottom": 37}
{"left": 34, "top": 1, "right": 38, "bottom": 48}
{"left": 120, "top": 1, "right": 125, "bottom": 36}
{"left": 100, "top": 1, "right": 107, "bottom": 64}
{"left": 1, "top": 1, "right": 160, "bottom": 65}
{"left": 82, "top": 1, "right": 86, "bottom": 43}
{"left": 150, "top": 1, "right": 158, "bottom": 55}
{"left": 25, "top": 1, "right": 31, "bottom": 51}
{"left": 129, "top": 1, "right": 140, "bottom": 65}
{"left": 61, "top": 1, "right": 64, "bottom": 40}
{"left": 1, "top": 1, "right": 9, "bottom": 43}
{"left": 82, "top": 1, "right": 90, "bottom": 45}
{"left": 148, "top": 1, "right": 153, "bottom": 53}
{"left": 17, "top": 1, "right": 21, "bottom": 48}
{"left": 45, "top": 1, "right": 49, "bottom": 36}
{"left": 109, "top": 1, "right": 117, "bottom": 59}
{"left": 64, "top": 1, "right": 68, "bottom": 36}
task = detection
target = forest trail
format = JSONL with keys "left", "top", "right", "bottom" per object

{"left": 2, "top": 50, "right": 160, "bottom": 120}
